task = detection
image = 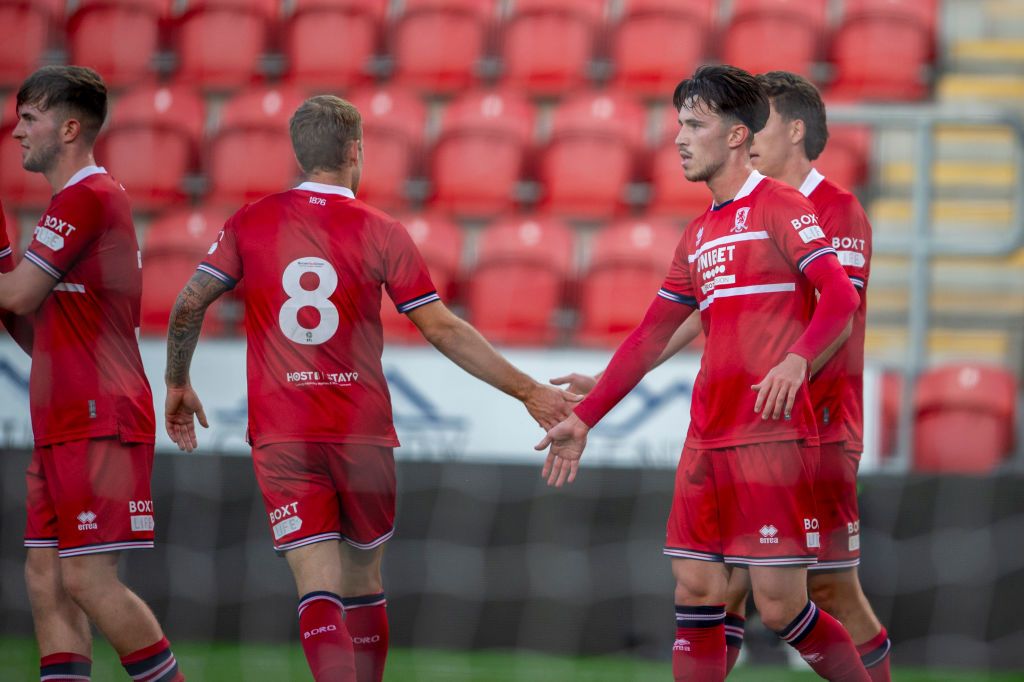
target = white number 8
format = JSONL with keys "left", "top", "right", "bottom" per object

{"left": 279, "top": 257, "right": 339, "bottom": 345}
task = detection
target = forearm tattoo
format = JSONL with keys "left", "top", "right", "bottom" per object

{"left": 165, "top": 271, "right": 230, "bottom": 387}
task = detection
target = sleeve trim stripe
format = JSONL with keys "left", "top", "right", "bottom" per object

{"left": 24, "top": 249, "right": 63, "bottom": 279}
{"left": 658, "top": 288, "right": 698, "bottom": 307}
{"left": 397, "top": 291, "right": 440, "bottom": 313}
{"left": 197, "top": 262, "right": 237, "bottom": 287}
{"left": 0, "top": 246, "right": 11, "bottom": 258}
{"left": 797, "top": 246, "right": 837, "bottom": 272}
{"left": 850, "top": 277, "right": 866, "bottom": 289}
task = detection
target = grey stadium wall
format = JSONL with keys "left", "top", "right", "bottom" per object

{"left": 1, "top": 449, "right": 1022, "bottom": 670}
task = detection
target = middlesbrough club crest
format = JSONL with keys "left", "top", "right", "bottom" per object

{"left": 731, "top": 207, "right": 750, "bottom": 233}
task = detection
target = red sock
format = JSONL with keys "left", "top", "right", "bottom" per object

{"left": 40, "top": 652, "right": 91, "bottom": 681}
{"left": 778, "top": 602, "right": 870, "bottom": 682}
{"left": 724, "top": 612, "right": 745, "bottom": 674}
{"left": 120, "top": 637, "right": 184, "bottom": 681}
{"left": 341, "top": 593, "right": 389, "bottom": 682}
{"left": 673, "top": 604, "right": 727, "bottom": 681}
{"left": 298, "top": 591, "right": 356, "bottom": 682}
{"left": 856, "top": 627, "right": 892, "bottom": 682}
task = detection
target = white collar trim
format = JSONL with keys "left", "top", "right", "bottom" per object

{"left": 63, "top": 165, "right": 106, "bottom": 189}
{"left": 799, "top": 168, "right": 826, "bottom": 197}
{"left": 295, "top": 181, "right": 355, "bottom": 198}
{"left": 734, "top": 170, "right": 766, "bottom": 201}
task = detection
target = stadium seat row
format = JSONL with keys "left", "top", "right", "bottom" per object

{"left": 0, "top": 83, "right": 874, "bottom": 215}
{"left": 0, "top": 0, "right": 937, "bottom": 99}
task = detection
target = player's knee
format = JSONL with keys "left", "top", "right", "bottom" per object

{"left": 59, "top": 557, "right": 116, "bottom": 606}
{"left": 24, "top": 552, "right": 58, "bottom": 600}
{"left": 757, "top": 600, "right": 799, "bottom": 632}
{"left": 808, "top": 574, "right": 840, "bottom": 613}
{"left": 673, "top": 574, "right": 724, "bottom": 605}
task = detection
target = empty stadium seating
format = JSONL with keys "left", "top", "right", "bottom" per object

{"left": 282, "top": 0, "right": 388, "bottom": 89}
{"left": 173, "top": 1, "right": 271, "bottom": 90}
{"left": 913, "top": 363, "right": 1017, "bottom": 473}
{"left": 206, "top": 86, "right": 306, "bottom": 204}
{"left": 99, "top": 84, "right": 205, "bottom": 210}
{"left": 722, "top": 0, "right": 827, "bottom": 78}
{"left": 815, "top": 124, "right": 872, "bottom": 190}
{"left": 391, "top": 0, "right": 494, "bottom": 93}
{"left": 576, "top": 218, "right": 681, "bottom": 346}
{"left": 67, "top": 0, "right": 163, "bottom": 89}
{"left": 500, "top": 0, "right": 603, "bottom": 95}
{"left": 430, "top": 89, "right": 535, "bottom": 216}
{"left": 611, "top": 0, "right": 715, "bottom": 98}
{"left": 380, "top": 213, "right": 464, "bottom": 343}
{"left": 829, "top": 0, "right": 937, "bottom": 100}
{"left": 467, "top": 216, "right": 574, "bottom": 345}
{"left": 0, "top": 1, "right": 55, "bottom": 88}
{"left": 538, "top": 91, "right": 645, "bottom": 218}
{"left": 141, "top": 206, "right": 231, "bottom": 336}
{"left": 346, "top": 85, "right": 428, "bottom": 211}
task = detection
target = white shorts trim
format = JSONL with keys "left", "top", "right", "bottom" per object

{"left": 274, "top": 531, "right": 342, "bottom": 553}
{"left": 724, "top": 554, "right": 817, "bottom": 567}
{"left": 663, "top": 547, "right": 724, "bottom": 562}
{"left": 342, "top": 528, "right": 394, "bottom": 551}
{"left": 58, "top": 540, "right": 154, "bottom": 558}
{"left": 808, "top": 557, "right": 860, "bottom": 571}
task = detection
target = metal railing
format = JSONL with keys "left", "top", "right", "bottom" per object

{"left": 828, "top": 104, "right": 1024, "bottom": 471}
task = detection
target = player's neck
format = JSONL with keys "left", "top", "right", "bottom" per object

{"left": 776, "top": 155, "right": 814, "bottom": 192}
{"left": 305, "top": 169, "right": 355, "bottom": 191}
{"left": 46, "top": 149, "right": 98, "bottom": 193}
{"left": 706, "top": 158, "right": 755, "bottom": 206}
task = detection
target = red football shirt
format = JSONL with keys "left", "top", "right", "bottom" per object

{"left": 22, "top": 166, "right": 154, "bottom": 446}
{"left": 0, "top": 200, "right": 12, "bottom": 272}
{"left": 801, "top": 169, "right": 871, "bottom": 450}
{"left": 198, "top": 182, "right": 438, "bottom": 448}
{"left": 660, "top": 171, "right": 838, "bottom": 449}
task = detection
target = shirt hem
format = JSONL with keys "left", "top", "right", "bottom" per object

{"left": 251, "top": 434, "right": 401, "bottom": 449}
{"left": 685, "top": 432, "right": 819, "bottom": 450}
{"left": 33, "top": 429, "right": 156, "bottom": 447}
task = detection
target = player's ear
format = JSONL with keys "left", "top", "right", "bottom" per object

{"left": 790, "top": 119, "right": 806, "bottom": 147}
{"left": 729, "top": 122, "right": 750, "bottom": 150}
{"left": 61, "top": 117, "right": 82, "bottom": 144}
{"left": 347, "top": 138, "right": 362, "bottom": 167}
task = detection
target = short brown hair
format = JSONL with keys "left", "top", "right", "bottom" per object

{"left": 16, "top": 65, "right": 107, "bottom": 143}
{"left": 673, "top": 65, "right": 770, "bottom": 136}
{"left": 289, "top": 96, "right": 362, "bottom": 174}
{"left": 756, "top": 71, "right": 829, "bottom": 161}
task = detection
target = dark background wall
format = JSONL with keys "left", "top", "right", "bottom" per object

{"left": 1, "top": 450, "right": 1022, "bottom": 669}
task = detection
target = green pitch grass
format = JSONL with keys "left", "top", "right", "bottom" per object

{"left": 1, "top": 637, "right": 1020, "bottom": 681}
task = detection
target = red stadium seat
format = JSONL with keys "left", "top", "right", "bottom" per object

{"left": 467, "top": 216, "right": 574, "bottom": 345}
{"left": 206, "top": 86, "right": 307, "bottom": 205}
{"left": 538, "top": 91, "right": 645, "bottom": 218}
{"left": 0, "top": 94, "right": 54, "bottom": 208}
{"left": 611, "top": 0, "right": 714, "bottom": 99}
{"left": 430, "top": 90, "right": 535, "bottom": 216}
{"left": 99, "top": 84, "right": 205, "bottom": 210}
{"left": 345, "top": 85, "right": 427, "bottom": 211}
{"left": 0, "top": 2, "right": 55, "bottom": 88}
{"left": 173, "top": 1, "right": 271, "bottom": 90}
{"left": 829, "top": 0, "right": 937, "bottom": 101}
{"left": 380, "top": 213, "right": 464, "bottom": 343}
{"left": 3, "top": 202, "right": 21, "bottom": 253}
{"left": 577, "top": 218, "right": 681, "bottom": 346}
{"left": 646, "top": 105, "right": 712, "bottom": 219}
{"left": 67, "top": 1, "right": 163, "bottom": 89}
{"left": 141, "top": 206, "right": 232, "bottom": 336}
{"left": 283, "top": 0, "right": 388, "bottom": 89}
{"left": 814, "top": 124, "right": 871, "bottom": 190}
{"left": 722, "top": 0, "right": 827, "bottom": 78}
{"left": 913, "top": 364, "right": 1017, "bottom": 473}
{"left": 391, "top": 0, "right": 494, "bottom": 93}
{"left": 500, "top": 0, "right": 603, "bottom": 96}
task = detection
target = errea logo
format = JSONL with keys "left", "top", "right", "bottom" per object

{"left": 77, "top": 511, "right": 98, "bottom": 531}
{"left": 673, "top": 638, "right": 692, "bottom": 652}
{"left": 759, "top": 524, "right": 779, "bottom": 544}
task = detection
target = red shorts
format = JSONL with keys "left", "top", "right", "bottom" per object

{"left": 252, "top": 442, "right": 396, "bottom": 553}
{"left": 808, "top": 442, "right": 861, "bottom": 571}
{"left": 24, "top": 438, "right": 156, "bottom": 558}
{"left": 664, "top": 441, "right": 820, "bottom": 567}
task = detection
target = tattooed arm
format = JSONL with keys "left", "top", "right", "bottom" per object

{"left": 164, "top": 270, "right": 231, "bottom": 452}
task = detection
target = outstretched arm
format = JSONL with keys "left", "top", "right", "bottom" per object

{"left": 537, "top": 296, "right": 695, "bottom": 487}
{"left": 551, "top": 313, "right": 703, "bottom": 396}
{"left": 164, "top": 270, "right": 231, "bottom": 452}
{"left": 406, "top": 300, "right": 579, "bottom": 429}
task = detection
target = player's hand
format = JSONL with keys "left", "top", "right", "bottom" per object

{"left": 751, "top": 353, "right": 808, "bottom": 421}
{"left": 524, "top": 382, "right": 582, "bottom": 430}
{"left": 550, "top": 372, "right": 598, "bottom": 396}
{"left": 165, "top": 385, "right": 209, "bottom": 453}
{"left": 535, "top": 413, "right": 590, "bottom": 487}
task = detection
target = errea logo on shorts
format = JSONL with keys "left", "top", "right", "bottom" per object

{"left": 77, "top": 511, "right": 98, "bottom": 531}
{"left": 759, "top": 525, "right": 779, "bottom": 544}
